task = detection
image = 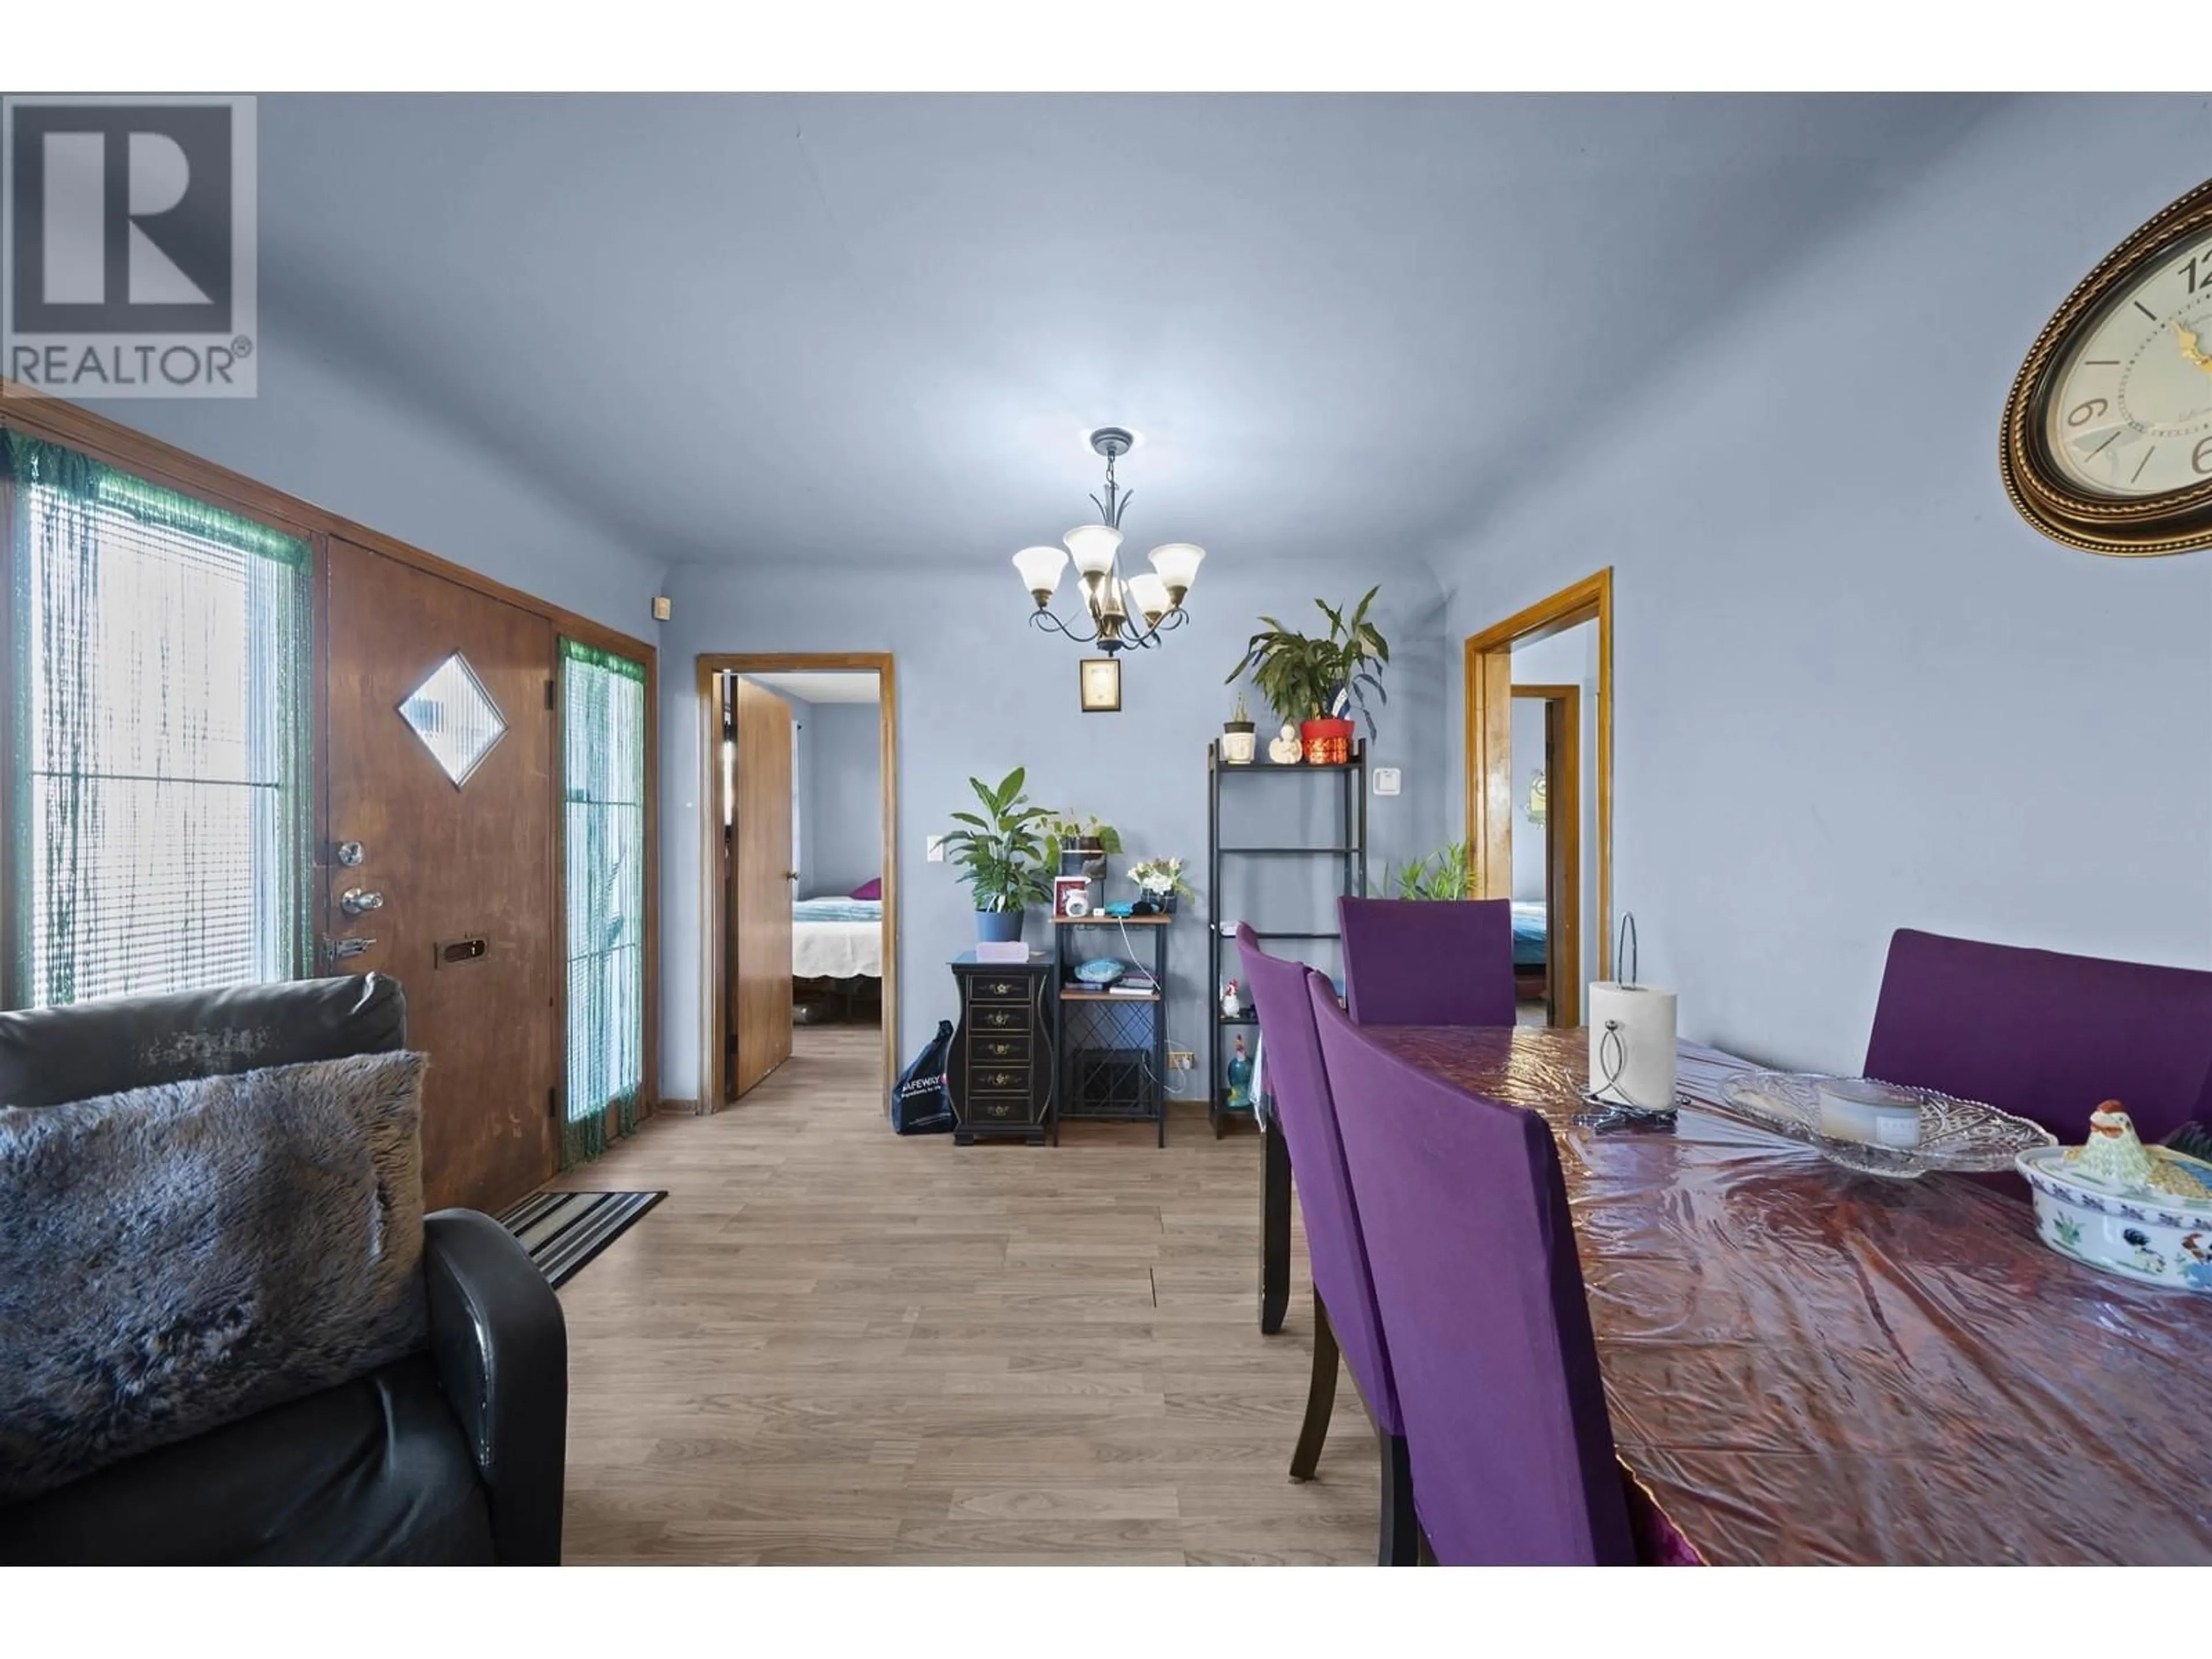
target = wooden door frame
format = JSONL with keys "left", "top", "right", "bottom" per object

{"left": 1465, "top": 569, "right": 1614, "bottom": 982}
{"left": 1509, "top": 684, "right": 1581, "bottom": 1027}
{"left": 697, "top": 651, "right": 897, "bottom": 1109}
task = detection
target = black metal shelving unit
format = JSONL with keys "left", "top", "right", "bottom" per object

{"left": 1206, "top": 739, "right": 1368, "bottom": 1138}
{"left": 1050, "top": 912, "right": 1172, "bottom": 1147}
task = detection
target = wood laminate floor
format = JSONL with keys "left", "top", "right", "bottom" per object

{"left": 547, "top": 1024, "right": 1377, "bottom": 1564}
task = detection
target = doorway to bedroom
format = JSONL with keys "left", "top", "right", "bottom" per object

{"left": 1508, "top": 679, "right": 1584, "bottom": 1026}
{"left": 1464, "top": 570, "right": 1612, "bottom": 1025}
{"left": 699, "top": 654, "right": 896, "bottom": 1108}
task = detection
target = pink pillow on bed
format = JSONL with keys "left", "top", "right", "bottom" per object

{"left": 850, "top": 878, "right": 881, "bottom": 900}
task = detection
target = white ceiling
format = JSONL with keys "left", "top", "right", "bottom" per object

{"left": 251, "top": 94, "right": 2003, "bottom": 573}
{"left": 743, "top": 670, "right": 881, "bottom": 704}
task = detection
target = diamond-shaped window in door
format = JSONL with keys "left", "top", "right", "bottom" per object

{"left": 398, "top": 652, "right": 507, "bottom": 786}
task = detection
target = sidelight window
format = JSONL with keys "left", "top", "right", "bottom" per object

{"left": 559, "top": 636, "right": 647, "bottom": 1164}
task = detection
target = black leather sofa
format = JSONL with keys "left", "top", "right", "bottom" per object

{"left": 0, "top": 974, "right": 567, "bottom": 1565}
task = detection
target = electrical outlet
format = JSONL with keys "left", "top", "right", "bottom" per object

{"left": 1373, "top": 767, "right": 1402, "bottom": 797}
{"left": 925, "top": 834, "right": 946, "bottom": 863}
{"left": 1168, "top": 1047, "right": 1196, "bottom": 1072}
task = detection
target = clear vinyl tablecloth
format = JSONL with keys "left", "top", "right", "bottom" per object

{"left": 1367, "top": 1025, "right": 2212, "bottom": 1566}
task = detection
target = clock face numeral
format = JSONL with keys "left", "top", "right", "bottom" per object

{"left": 2043, "top": 228, "right": 2212, "bottom": 499}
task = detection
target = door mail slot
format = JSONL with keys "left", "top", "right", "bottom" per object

{"left": 435, "top": 935, "right": 488, "bottom": 967}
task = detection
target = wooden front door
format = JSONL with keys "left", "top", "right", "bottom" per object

{"left": 325, "top": 537, "right": 558, "bottom": 1211}
{"left": 728, "top": 675, "right": 793, "bottom": 1099}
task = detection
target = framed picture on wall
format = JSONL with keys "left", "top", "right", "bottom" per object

{"left": 1078, "top": 657, "right": 1121, "bottom": 713}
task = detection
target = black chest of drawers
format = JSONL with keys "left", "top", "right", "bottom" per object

{"left": 947, "top": 951, "right": 1055, "bottom": 1145}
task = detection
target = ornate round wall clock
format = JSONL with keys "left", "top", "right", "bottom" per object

{"left": 2001, "top": 176, "right": 2212, "bottom": 555}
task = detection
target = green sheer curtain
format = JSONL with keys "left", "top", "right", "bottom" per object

{"left": 3, "top": 431, "right": 311, "bottom": 1009}
{"left": 560, "top": 637, "right": 647, "bottom": 1166}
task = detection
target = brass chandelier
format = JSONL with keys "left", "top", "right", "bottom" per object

{"left": 1011, "top": 427, "right": 1205, "bottom": 654}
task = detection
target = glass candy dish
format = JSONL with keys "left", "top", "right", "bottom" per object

{"left": 1716, "top": 1071, "right": 2055, "bottom": 1179}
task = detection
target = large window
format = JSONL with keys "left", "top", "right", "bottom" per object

{"left": 4, "top": 433, "right": 310, "bottom": 1009}
{"left": 560, "top": 637, "right": 647, "bottom": 1165}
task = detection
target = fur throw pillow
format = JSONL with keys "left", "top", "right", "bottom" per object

{"left": 0, "top": 1050, "right": 430, "bottom": 1504}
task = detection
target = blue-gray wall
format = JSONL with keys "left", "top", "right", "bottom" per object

{"left": 807, "top": 702, "right": 884, "bottom": 899}
{"left": 1509, "top": 696, "right": 1547, "bottom": 902}
{"left": 99, "top": 340, "right": 664, "bottom": 635}
{"left": 657, "top": 559, "right": 1447, "bottom": 1100}
{"left": 1440, "top": 94, "right": 2212, "bottom": 1073}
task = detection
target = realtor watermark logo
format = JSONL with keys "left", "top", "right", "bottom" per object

{"left": 2, "top": 94, "right": 257, "bottom": 398}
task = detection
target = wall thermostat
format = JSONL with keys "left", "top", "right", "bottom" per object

{"left": 1372, "top": 767, "right": 1402, "bottom": 797}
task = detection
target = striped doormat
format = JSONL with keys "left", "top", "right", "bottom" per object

{"left": 498, "top": 1190, "right": 666, "bottom": 1288}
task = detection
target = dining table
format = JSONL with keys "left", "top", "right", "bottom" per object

{"left": 1263, "top": 1022, "right": 2212, "bottom": 1566}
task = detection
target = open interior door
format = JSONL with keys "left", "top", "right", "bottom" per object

{"left": 726, "top": 675, "right": 794, "bottom": 1098}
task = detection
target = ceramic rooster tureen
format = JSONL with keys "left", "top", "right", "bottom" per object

{"left": 2017, "top": 1101, "right": 2212, "bottom": 1291}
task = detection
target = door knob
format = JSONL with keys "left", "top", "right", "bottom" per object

{"left": 340, "top": 887, "right": 386, "bottom": 917}
{"left": 785, "top": 870, "right": 800, "bottom": 881}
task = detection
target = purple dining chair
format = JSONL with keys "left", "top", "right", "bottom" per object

{"left": 1307, "top": 968, "right": 1637, "bottom": 1566}
{"left": 1236, "top": 925, "right": 1415, "bottom": 1565}
{"left": 1338, "top": 896, "right": 1516, "bottom": 1027}
{"left": 1863, "top": 929, "right": 2212, "bottom": 1146}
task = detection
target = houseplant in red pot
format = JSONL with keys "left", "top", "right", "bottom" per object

{"left": 942, "top": 767, "right": 1052, "bottom": 943}
{"left": 1225, "top": 585, "right": 1389, "bottom": 764}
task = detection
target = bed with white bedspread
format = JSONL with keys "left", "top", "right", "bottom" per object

{"left": 792, "top": 896, "right": 883, "bottom": 979}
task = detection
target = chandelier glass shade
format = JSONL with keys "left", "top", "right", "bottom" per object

{"left": 1013, "top": 428, "right": 1205, "bottom": 654}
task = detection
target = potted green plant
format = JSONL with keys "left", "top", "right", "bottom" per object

{"left": 1225, "top": 585, "right": 1389, "bottom": 764}
{"left": 942, "top": 767, "right": 1052, "bottom": 942}
{"left": 1127, "top": 856, "right": 1195, "bottom": 914}
{"left": 1221, "top": 691, "right": 1257, "bottom": 766}
{"left": 1042, "top": 812, "right": 1123, "bottom": 888}
{"left": 1371, "top": 841, "right": 1475, "bottom": 901}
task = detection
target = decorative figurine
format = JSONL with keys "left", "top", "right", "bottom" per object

{"left": 2018, "top": 1099, "right": 2212, "bottom": 1290}
{"left": 1221, "top": 979, "right": 1243, "bottom": 1018}
{"left": 2066, "top": 1100, "right": 2205, "bottom": 1197}
{"left": 1267, "top": 722, "right": 1302, "bottom": 764}
{"left": 1225, "top": 1034, "right": 1254, "bottom": 1111}
{"left": 2069, "top": 1100, "right": 2156, "bottom": 1188}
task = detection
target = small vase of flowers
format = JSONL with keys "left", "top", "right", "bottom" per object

{"left": 1127, "top": 856, "right": 1195, "bottom": 915}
